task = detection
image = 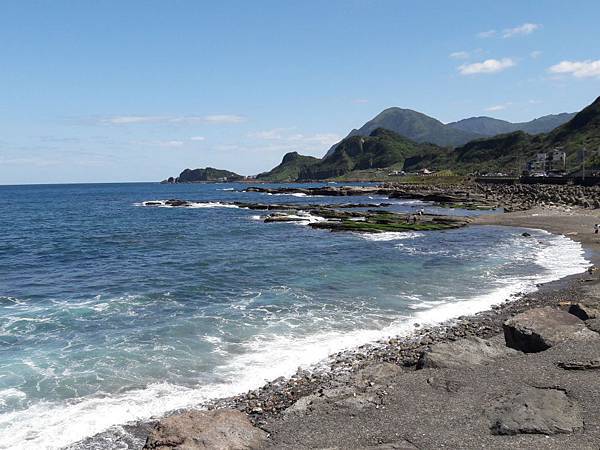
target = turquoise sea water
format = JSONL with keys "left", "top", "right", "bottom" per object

{"left": 0, "top": 182, "right": 590, "bottom": 449}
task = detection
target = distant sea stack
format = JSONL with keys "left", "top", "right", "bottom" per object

{"left": 162, "top": 167, "right": 245, "bottom": 183}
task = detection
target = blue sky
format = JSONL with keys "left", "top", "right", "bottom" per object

{"left": 1, "top": 0, "right": 599, "bottom": 184}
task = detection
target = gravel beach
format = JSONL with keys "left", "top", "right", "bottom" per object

{"left": 136, "top": 205, "right": 600, "bottom": 449}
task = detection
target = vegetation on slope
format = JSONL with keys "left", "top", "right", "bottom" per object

{"left": 176, "top": 167, "right": 243, "bottom": 182}
{"left": 256, "top": 152, "right": 320, "bottom": 182}
{"left": 258, "top": 95, "right": 600, "bottom": 181}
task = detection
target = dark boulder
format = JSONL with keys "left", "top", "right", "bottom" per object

{"left": 503, "top": 307, "right": 599, "bottom": 353}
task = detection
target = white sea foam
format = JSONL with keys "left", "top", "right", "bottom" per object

{"left": 393, "top": 199, "right": 427, "bottom": 205}
{"left": 0, "top": 389, "right": 26, "bottom": 408}
{"left": 0, "top": 230, "right": 590, "bottom": 450}
{"left": 283, "top": 212, "right": 328, "bottom": 225}
{"left": 266, "top": 192, "right": 323, "bottom": 198}
{"left": 139, "top": 200, "right": 238, "bottom": 209}
{"left": 356, "top": 232, "right": 424, "bottom": 242}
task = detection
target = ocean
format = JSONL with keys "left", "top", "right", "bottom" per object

{"left": 0, "top": 182, "right": 590, "bottom": 449}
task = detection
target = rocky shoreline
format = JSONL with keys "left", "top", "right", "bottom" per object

{"left": 137, "top": 263, "right": 600, "bottom": 449}
{"left": 74, "top": 184, "right": 600, "bottom": 449}
{"left": 244, "top": 182, "right": 600, "bottom": 212}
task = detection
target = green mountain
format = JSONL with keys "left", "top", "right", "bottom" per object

{"left": 256, "top": 152, "right": 320, "bottom": 182}
{"left": 416, "top": 96, "right": 600, "bottom": 174}
{"left": 324, "top": 108, "right": 480, "bottom": 157}
{"left": 259, "top": 96, "right": 600, "bottom": 180}
{"left": 173, "top": 167, "right": 244, "bottom": 183}
{"left": 447, "top": 112, "right": 576, "bottom": 137}
{"left": 324, "top": 108, "right": 574, "bottom": 159}
{"left": 259, "top": 128, "right": 442, "bottom": 181}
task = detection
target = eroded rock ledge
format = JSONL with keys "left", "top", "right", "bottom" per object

{"left": 142, "top": 199, "right": 472, "bottom": 234}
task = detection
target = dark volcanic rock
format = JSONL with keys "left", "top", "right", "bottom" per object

{"left": 143, "top": 409, "right": 267, "bottom": 450}
{"left": 586, "top": 318, "right": 600, "bottom": 333}
{"left": 488, "top": 388, "right": 583, "bottom": 435}
{"left": 165, "top": 199, "right": 190, "bottom": 207}
{"left": 503, "top": 307, "right": 599, "bottom": 353}
{"left": 557, "top": 359, "right": 600, "bottom": 370}
{"left": 566, "top": 301, "right": 600, "bottom": 320}
{"left": 416, "top": 337, "right": 517, "bottom": 369}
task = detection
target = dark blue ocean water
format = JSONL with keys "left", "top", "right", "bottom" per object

{"left": 0, "top": 182, "right": 589, "bottom": 449}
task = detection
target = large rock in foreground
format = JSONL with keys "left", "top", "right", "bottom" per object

{"left": 488, "top": 388, "right": 583, "bottom": 435}
{"left": 503, "top": 307, "right": 598, "bottom": 353}
{"left": 416, "top": 337, "right": 517, "bottom": 369}
{"left": 143, "top": 409, "right": 267, "bottom": 450}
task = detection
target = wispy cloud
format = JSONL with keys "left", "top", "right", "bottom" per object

{"left": 202, "top": 115, "right": 246, "bottom": 124}
{"left": 190, "top": 136, "right": 206, "bottom": 141}
{"left": 477, "top": 30, "right": 496, "bottom": 38}
{"left": 249, "top": 128, "right": 342, "bottom": 149}
{"left": 458, "top": 58, "right": 516, "bottom": 75}
{"left": 502, "top": 23, "right": 541, "bottom": 38}
{"left": 485, "top": 102, "right": 512, "bottom": 112}
{"left": 131, "top": 139, "right": 186, "bottom": 148}
{"left": 352, "top": 98, "right": 369, "bottom": 104}
{"left": 548, "top": 60, "right": 600, "bottom": 78}
{"left": 248, "top": 128, "right": 293, "bottom": 140}
{"left": 155, "top": 140, "right": 185, "bottom": 148}
{"left": 449, "top": 51, "right": 470, "bottom": 60}
{"left": 98, "top": 114, "right": 246, "bottom": 125}
{"left": 0, "top": 156, "right": 61, "bottom": 167}
{"left": 530, "top": 50, "right": 542, "bottom": 59}
{"left": 478, "top": 23, "right": 541, "bottom": 39}
{"left": 287, "top": 133, "right": 342, "bottom": 147}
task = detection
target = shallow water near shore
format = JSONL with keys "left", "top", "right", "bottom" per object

{"left": 0, "top": 182, "right": 590, "bottom": 449}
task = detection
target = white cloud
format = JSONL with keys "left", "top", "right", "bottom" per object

{"left": 248, "top": 128, "right": 292, "bottom": 140}
{"left": 202, "top": 114, "right": 246, "bottom": 124}
{"left": 485, "top": 102, "right": 512, "bottom": 112}
{"left": 131, "top": 139, "right": 186, "bottom": 148}
{"left": 530, "top": 50, "right": 542, "bottom": 59}
{"left": 104, "top": 116, "right": 166, "bottom": 124}
{"left": 458, "top": 58, "right": 516, "bottom": 75}
{"left": 190, "top": 136, "right": 206, "bottom": 141}
{"left": 99, "top": 114, "right": 246, "bottom": 125}
{"left": 449, "top": 51, "right": 470, "bottom": 60}
{"left": 502, "top": 23, "right": 541, "bottom": 38}
{"left": 477, "top": 30, "right": 496, "bottom": 38}
{"left": 352, "top": 98, "right": 369, "bottom": 104}
{"left": 548, "top": 60, "right": 600, "bottom": 78}
{"left": 156, "top": 140, "right": 185, "bottom": 148}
